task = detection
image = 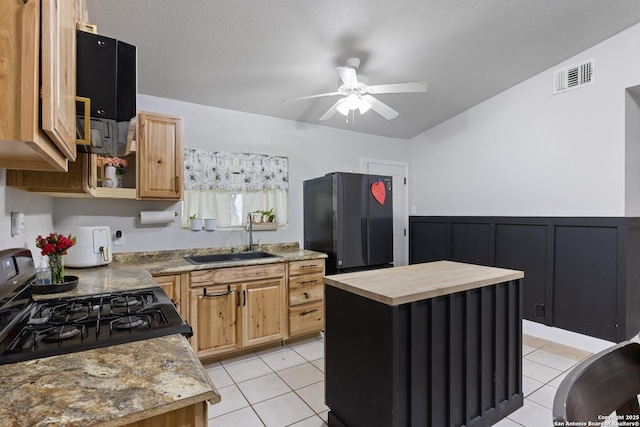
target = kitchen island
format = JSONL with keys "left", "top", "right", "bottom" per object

{"left": 324, "top": 261, "right": 524, "bottom": 427}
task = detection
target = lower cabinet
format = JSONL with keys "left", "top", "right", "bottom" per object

{"left": 241, "top": 278, "right": 286, "bottom": 347}
{"left": 189, "top": 284, "right": 240, "bottom": 357}
{"left": 188, "top": 264, "right": 285, "bottom": 359}
{"left": 287, "top": 259, "right": 325, "bottom": 338}
{"left": 122, "top": 401, "right": 207, "bottom": 427}
{"left": 153, "top": 273, "right": 184, "bottom": 318}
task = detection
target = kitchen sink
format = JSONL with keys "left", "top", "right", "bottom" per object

{"left": 183, "top": 251, "right": 281, "bottom": 265}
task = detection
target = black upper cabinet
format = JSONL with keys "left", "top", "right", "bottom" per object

{"left": 76, "top": 31, "right": 136, "bottom": 121}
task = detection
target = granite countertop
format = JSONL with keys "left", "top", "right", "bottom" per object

{"left": 0, "top": 335, "right": 219, "bottom": 427}
{"left": 112, "top": 244, "right": 327, "bottom": 276}
{"left": 8, "top": 243, "right": 325, "bottom": 426}
{"left": 34, "top": 244, "right": 327, "bottom": 300}
{"left": 324, "top": 260, "right": 524, "bottom": 306}
{"left": 33, "top": 265, "right": 157, "bottom": 300}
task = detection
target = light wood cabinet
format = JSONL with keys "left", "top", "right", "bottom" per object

{"left": 0, "top": 0, "right": 84, "bottom": 172}
{"left": 189, "top": 284, "right": 240, "bottom": 358}
{"left": 6, "top": 153, "right": 91, "bottom": 196}
{"left": 7, "top": 112, "right": 184, "bottom": 201}
{"left": 122, "top": 401, "right": 207, "bottom": 427}
{"left": 241, "top": 278, "right": 285, "bottom": 347}
{"left": 287, "top": 259, "right": 325, "bottom": 338}
{"left": 153, "top": 273, "right": 184, "bottom": 317}
{"left": 40, "top": 0, "right": 77, "bottom": 161}
{"left": 189, "top": 264, "right": 285, "bottom": 358}
{"left": 137, "top": 111, "right": 184, "bottom": 201}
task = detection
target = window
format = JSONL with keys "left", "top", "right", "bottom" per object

{"left": 182, "top": 149, "right": 288, "bottom": 227}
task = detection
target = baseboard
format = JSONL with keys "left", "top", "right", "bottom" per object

{"left": 522, "top": 320, "right": 625, "bottom": 353}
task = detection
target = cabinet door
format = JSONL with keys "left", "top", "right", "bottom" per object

{"left": 0, "top": 0, "right": 68, "bottom": 171}
{"left": 137, "top": 112, "right": 184, "bottom": 201}
{"left": 189, "top": 285, "right": 240, "bottom": 358}
{"left": 241, "top": 278, "right": 285, "bottom": 348}
{"left": 40, "top": 0, "right": 77, "bottom": 161}
{"left": 153, "top": 274, "right": 182, "bottom": 315}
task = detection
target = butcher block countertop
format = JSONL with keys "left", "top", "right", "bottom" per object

{"left": 324, "top": 260, "right": 524, "bottom": 306}
{"left": 0, "top": 335, "right": 219, "bottom": 427}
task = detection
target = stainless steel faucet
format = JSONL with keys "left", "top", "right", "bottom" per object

{"left": 246, "top": 213, "right": 258, "bottom": 251}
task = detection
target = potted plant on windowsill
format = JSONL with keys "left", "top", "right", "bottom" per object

{"left": 252, "top": 209, "right": 278, "bottom": 230}
{"left": 189, "top": 214, "right": 203, "bottom": 231}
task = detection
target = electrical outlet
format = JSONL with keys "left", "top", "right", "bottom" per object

{"left": 113, "top": 230, "right": 125, "bottom": 246}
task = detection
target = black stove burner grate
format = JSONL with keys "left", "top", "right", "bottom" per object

{"left": 0, "top": 275, "right": 192, "bottom": 366}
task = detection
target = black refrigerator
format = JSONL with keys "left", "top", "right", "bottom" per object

{"left": 303, "top": 172, "right": 393, "bottom": 274}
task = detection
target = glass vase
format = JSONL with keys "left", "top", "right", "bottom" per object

{"left": 48, "top": 254, "right": 65, "bottom": 284}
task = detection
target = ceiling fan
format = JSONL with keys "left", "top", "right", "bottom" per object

{"left": 283, "top": 57, "right": 428, "bottom": 121}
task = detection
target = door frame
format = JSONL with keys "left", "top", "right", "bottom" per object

{"left": 360, "top": 158, "right": 409, "bottom": 267}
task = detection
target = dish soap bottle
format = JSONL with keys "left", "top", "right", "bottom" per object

{"left": 35, "top": 258, "right": 51, "bottom": 286}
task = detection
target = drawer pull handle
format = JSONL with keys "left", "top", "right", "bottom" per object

{"left": 201, "top": 285, "right": 232, "bottom": 298}
{"left": 300, "top": 308, "right": 318, "bottom": 316}
{"left": 299, "top": 264, "right": 316, "bottom": 269}
{"left": 300, "top": 280, "right": 317, "bottom": 285}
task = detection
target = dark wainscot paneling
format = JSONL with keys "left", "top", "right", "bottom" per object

{"left": 409, "top": 216, "right": 640, "bottom": 343}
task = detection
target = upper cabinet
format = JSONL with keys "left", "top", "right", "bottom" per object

{"left": 7, "top": 111, "right": 185, "bottom": 202}
{"left": 0, "top": 0, "right": 84, "bottom": 172}
{"left": 137, "top": 112, "right": 184, "bottom": 201}
{"left": 40, "top": 0, "right": 78, "bottom": 161}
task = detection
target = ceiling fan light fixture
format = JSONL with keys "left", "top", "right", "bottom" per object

{"left": 337, "top": 94, "right": 370, "bottom": 116}
{"left": 283, "top": 57, "right": 428, "bottom": 121}
{"left": 336, "top": 99, "right": 351, "bottom": 116}
{"left": 358, "top": 101, "right": 371, "bottom": 114}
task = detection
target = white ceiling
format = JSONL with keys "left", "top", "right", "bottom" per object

{"left": 86, "top": 0, "right": 640, "bottom": 139}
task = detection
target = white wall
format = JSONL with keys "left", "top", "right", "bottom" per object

{"left": 5, "top": 22, "right": 640, "bottom": 256}
{"left": 53, "top": 96, "right": 410, "bottom": 252}
{"left": 0, "top": 170, "right": 56, "bottom": 259}
{"left": 408, "top": 23, "right": 640, "bottom": 217}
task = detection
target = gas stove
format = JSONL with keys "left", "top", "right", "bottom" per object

{"left": 0, "top": 248, "right": 192, "bottom": 365}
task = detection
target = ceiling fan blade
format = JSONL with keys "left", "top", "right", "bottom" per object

{"left": 336, "top": 66, "right": 358, "bottom": 85}
{"left": 362, "top": 95, "right": 399, "bottom": 120}
{"left": 366, "top": 82, "right": 428, "bottom": 94}
{"left": 281, "top": 91, "right": 341, "bottom": 102}
{"left": 319, "top": 98, "right": 345, "bottom": 121}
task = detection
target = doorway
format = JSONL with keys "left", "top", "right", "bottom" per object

{"left": 361, "top": 159, "right": 408, "bottom": 267}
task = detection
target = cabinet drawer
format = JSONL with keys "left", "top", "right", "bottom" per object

{"left": 289, "top": 301, "right": 324, "bottom": 336}
{"left": 191, "top": 263, "right": 285, "bottom": 286}
{"left": 289, "top": 274, "right": 324, "bottom": 306}
{"left": 288, "top": 259, "right": 325, "bottom": 276}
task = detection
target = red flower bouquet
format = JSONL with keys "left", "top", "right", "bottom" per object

{"left": 35, "top": 233, "right": 76, "bottom": 284}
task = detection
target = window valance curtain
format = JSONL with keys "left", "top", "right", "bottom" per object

{"left": 184, "top": 148, "right": 288, "bottom": 191}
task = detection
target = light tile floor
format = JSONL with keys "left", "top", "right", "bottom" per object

{"left": 204, "top": 333, "right": 593, "bottom": 427}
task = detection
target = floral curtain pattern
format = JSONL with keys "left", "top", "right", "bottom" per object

{"left": 184, "top": 148, "right": 288, "bottom": 191}
{"left": 182, "top": 148, "right": 289, "bottom": 227}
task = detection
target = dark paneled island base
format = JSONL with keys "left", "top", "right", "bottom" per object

{"left": 324, "top": 261, "right": 524, "bottom": 427}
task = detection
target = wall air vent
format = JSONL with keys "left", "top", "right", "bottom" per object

{"left": 553, "top": 59, "right": 595, "bottom": 95}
